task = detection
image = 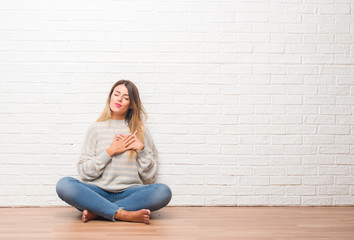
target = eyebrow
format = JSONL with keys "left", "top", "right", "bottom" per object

{"left": 115, "top": 90, "right": 129, "bottom": 97}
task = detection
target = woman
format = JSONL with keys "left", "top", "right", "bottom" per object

{"left": 56, "top": 80, "right": 172, "bottom": 224}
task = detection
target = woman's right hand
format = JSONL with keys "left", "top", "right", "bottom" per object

{"left": 106, "top": 133, "right": 136, "bottom": 157}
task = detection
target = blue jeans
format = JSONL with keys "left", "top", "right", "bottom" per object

{"left": 56, "top": 177, "right": 172, "bottom": 221}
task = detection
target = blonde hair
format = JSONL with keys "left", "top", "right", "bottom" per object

{"left": 97, "top": 80, "right": 147, "bottom": 158}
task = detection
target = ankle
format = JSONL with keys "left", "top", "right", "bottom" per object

{"left": 114, "top": 208, "right": 124, "bottom": 220}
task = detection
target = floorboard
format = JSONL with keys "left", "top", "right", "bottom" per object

{"left": 0, "top": 207, "right": 353, "bottom": 240}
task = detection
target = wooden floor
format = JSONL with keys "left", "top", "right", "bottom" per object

{"left": 0, "top": 207, "right": 353, "bottom": 240}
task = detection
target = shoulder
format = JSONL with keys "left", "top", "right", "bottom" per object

{"left": 143, "top": 125, "right": 152, "bottom": 135}
{"left": 90, "top": 120, "right": 109, "bottom": 127}
{"left": 143, "top": 125, "right": 154, "bottom": 142}
{"left": 88, "top": 121, "right": 105, "bottom": 129}
{"left": 142, "top": 125, "right": 157, "bottom": 151}
{"left": 86, "top": 121, "right": 109, "bottom": 133}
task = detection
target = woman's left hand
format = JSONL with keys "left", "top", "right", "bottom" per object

{"left": 118, "top": 131, "right": 144, "bottom": 151}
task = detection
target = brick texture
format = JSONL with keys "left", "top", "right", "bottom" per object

{"left": 0, "top": 0, "right": 353, "bottom": 207}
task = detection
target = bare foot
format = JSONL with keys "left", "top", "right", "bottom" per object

{"left": 82, "top": 210, "right": 99, "bottom": 223}
{"left": 115, "top": 209, "right": 151, "bottom": 224}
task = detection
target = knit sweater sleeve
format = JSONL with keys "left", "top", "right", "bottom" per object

{"left": 136, "top": 127, "right": 158, "bottom": 184}
{"left": 77, "top": 124, "right": 112, "bottom": 181}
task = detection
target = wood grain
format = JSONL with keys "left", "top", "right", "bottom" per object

{"left": 0, "top": 207, "right": 353, "bottom": 240}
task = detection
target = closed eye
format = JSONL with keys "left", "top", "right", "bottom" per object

{"left": 114, "top": 94, "right": 129, "bottom": 101}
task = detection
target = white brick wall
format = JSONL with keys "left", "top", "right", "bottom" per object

{"left": 0, "top": 0, "right": 353, "bottom": 207}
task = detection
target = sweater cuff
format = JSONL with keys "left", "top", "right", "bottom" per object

{"left": 137, "top": 147, "right": 150, "bottom": 159}
{"left": 98, "top": 150, "right": 112, "bottom": 165}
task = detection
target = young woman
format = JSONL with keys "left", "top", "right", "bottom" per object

{"left": 56, "top": 80, "right": 172, "bottom": 224}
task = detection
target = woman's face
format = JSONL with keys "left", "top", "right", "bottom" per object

{"left": 110, "top": 84, "right": 130, "bottom": 120}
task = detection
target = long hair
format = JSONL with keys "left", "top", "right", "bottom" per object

{"left": 97, "top": 80, "right": 147, "bottom": 158}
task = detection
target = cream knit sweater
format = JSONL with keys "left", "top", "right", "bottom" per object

{"left": 77, "top": 119, "right": 158, "bottom": 192}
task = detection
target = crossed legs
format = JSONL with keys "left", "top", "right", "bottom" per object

{"left": 56, "top": 177, "right": 172, "bottom": 224}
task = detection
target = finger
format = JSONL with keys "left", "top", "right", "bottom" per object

{"left": 125, "top": 139, "right": 136, "bottom": 148}
{"left": 126, "top": 145, "right": 134, "bottom": 150}
{"left": 126, "top": 131, "right": 137, "bottom": 138}
{"left": 124, "top": 133, "right": 135, "bottom": 142}
{"left": 122, "top": 132, "right": 132, "bottom": 140}
{"left": 125, "top": 137, "right": 136, "bottom": 147}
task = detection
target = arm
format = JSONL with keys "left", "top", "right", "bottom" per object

{"left": 77, "top": 124, "right": 112, "bottom": 181}
{"left": 136, "top": 127, "right": 158, "bottom": 184}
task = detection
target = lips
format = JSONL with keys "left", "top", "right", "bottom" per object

{"left": 115, "top": 103, "right": 122, "bottom": 107}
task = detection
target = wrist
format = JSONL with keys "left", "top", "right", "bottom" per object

{"left": 106, "top": 148, "right": 115, "bottom": 157}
